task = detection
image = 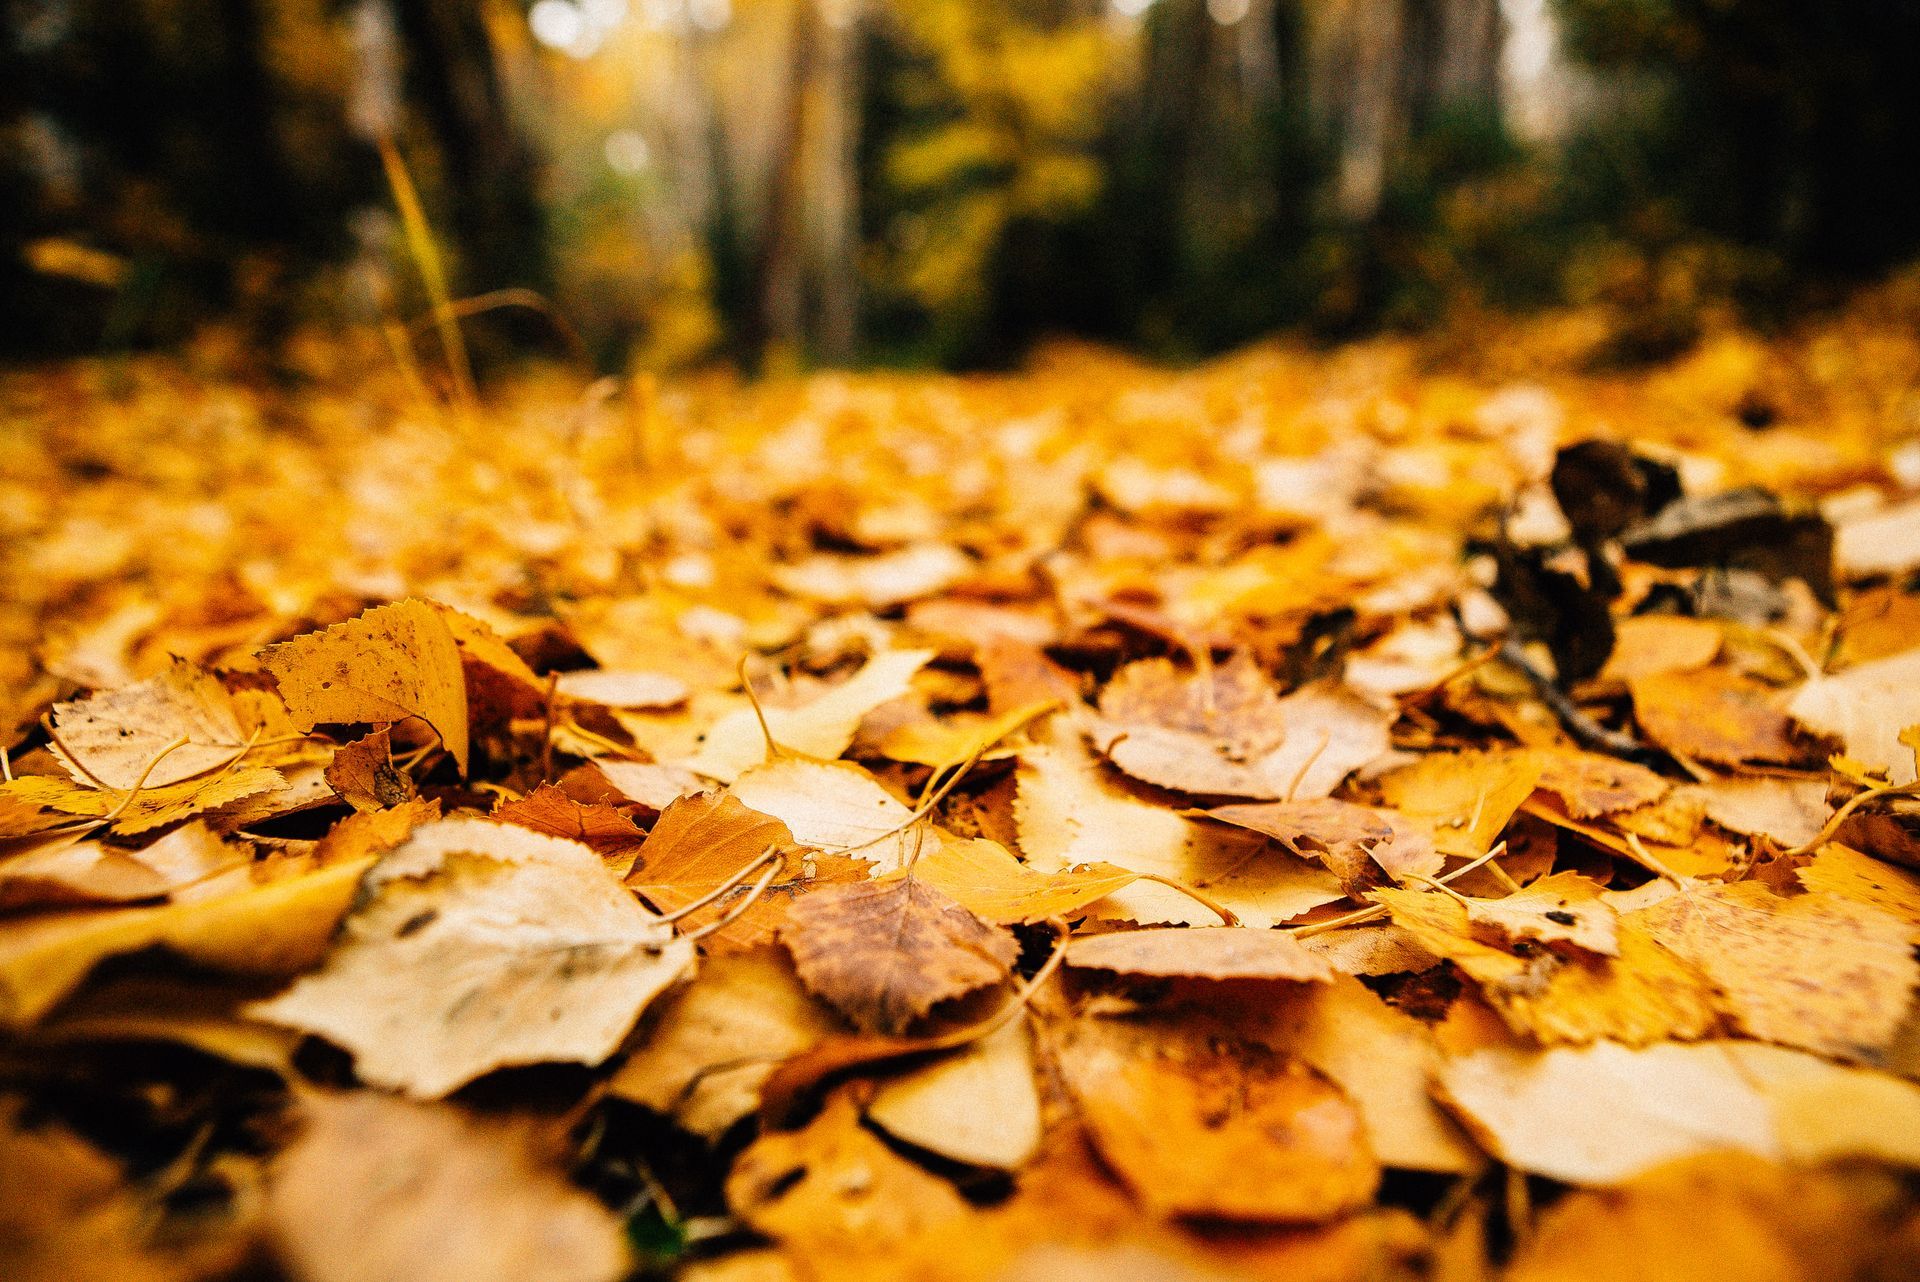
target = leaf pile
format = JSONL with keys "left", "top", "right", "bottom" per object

{"left": 5, "top": 319, "right": 1920, "bottom": 1280}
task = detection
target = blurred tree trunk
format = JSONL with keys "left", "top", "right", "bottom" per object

{"left": 387, "top": 0, "right": 549, "bottom": 295}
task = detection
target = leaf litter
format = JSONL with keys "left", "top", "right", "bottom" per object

{"left": 5, "top": 325, "right": 1920, "bottom": 1280}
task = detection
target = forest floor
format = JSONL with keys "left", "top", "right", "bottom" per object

{"left": 5, "top": 300, "right": 1920, "bottom": 1282}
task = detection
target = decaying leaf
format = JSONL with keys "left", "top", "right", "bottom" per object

{"left": 781, "top": 877, "right": 1018, "bottom": 1034}
{"left": 267, "top": 1092, "right": 629, "bottom": 1282}
{"left": 261, "top": 598, "right": 471, "bottom": 774}
{"left": 249, "top": 818, "right": 695, "bottom": 1096}
{"left": 323, "top": 727, "right": 415, "bottom": 811}
{"left": 1631, "top": 879, "right": 1919, "bottom": 1062}
{"left": 1054, "top": 1016, "right": 1379, "bottom": 1222}
{"left": 1063, "top": 926, "right": 1335, "bottom": 983}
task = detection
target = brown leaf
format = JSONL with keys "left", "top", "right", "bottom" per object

{"left": 323, "top": 726, "right": 416, "bottom": 811}
{"left": 1630, "top": 667, "right": 1806, "bottom": 765}
{"left": 1203, "top": 797, "right": 1440, "bottom": 894}
{"left": 492, "top": 784, "right": 647, "bottom": 871}
{"left": 1054, "top": 1017, "right": 1379, "bottom": 1222}
{"left": 1062, "top": 926, "right": 1335, "bottom": 983}
{"left": 781, "top": 877, "right": 1018, "bottom": 1034}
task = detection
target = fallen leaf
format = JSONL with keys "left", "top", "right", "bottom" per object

{"left": 781, "top": 877, "right": 1017, "bottom": 1034}
{"left": 772, "top": 544, "right": 973, "bottom": 607}
{"left": 0, "top": 856, "right": 370, "bottom": 1025}
{"left": 50, "top": 658, "right": 256, "bottom": 790}
{"left": 1015, "top": 725, "right": 1344, "bottom": 926}
{"left": 1053, "top": 1016, "right": 1379, "bottom": 1222}
{"left": 1259, "top": 974, "right": 1481, "bottom": 1173}
{"left": 1375, "top": 749, "right": 1544, "bottom": 859}
{"left": 1371, "top": 885, "right": 1718, "bottom": 1044}
{"left": 1506, "top": 1153, "right": 1919, "bottom": 1282}
{"left": 611, "top": 949, "right": 842, "bottom": 1138}
{"left": 1788, "top": 646, "right": 1920, "bottom": 784}
{"left": 1630, "top": 667, "right": 1805, "bottom": 765}
{"left": 1087, "top": 656, "right": 1392, "bottom": 799}
{"left": 730, "top": 757, "right": 918, "bottom": 872}
{"left": 555, "top": 668, "right": 690, "bottom": 709}
{"left": 260, "top": 598, "right": 471, "bottom": 774}
{"left": 1437, "top": 1038, "right": 1920, "bottom": 1185}
{"left": 867, "top": 1017, "right": 1043, "bottom": 1169}
{"left": 1063, "top": 926, "right": 1335, "bottom": 983}
{"left": 677, "top": 649, "right": 934, "bottom": 781}
{"left": 1596, "top": 615, "right": 1722, "bottom": 682}
{"left": 249, "top": 817, "right": 694, "bottom": 1096}
{"left": 726, "top": 1093, "right": 975, "bottom": 1261}
{"left": 1462, "top": 871, "right": 1620, "bottom": 956}
{"left": 1203, "top": 797, "right": 1441, "bottom": 893}
{"left": 323, "top": 726, "right": 416, "bottom": 811}
{"left": 267, "top": 1092, "right": 629, "bottom": 1282}
{"left": 902, "top": 835, "right": 1136, "bottom": 924}
{"left": 492, "top": 784, "right": 648, "bottom": 870}
{"left": 1632, "top": 879, "right": 1918, "bottom": 1061}
{"left": 0, "top": 1108, "right": 196, "bottom": 1282}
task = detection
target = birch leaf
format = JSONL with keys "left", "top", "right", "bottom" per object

{"left": 249, "top": 817, "right": 694, "bottom": 1096}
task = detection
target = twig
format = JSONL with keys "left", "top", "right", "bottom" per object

{"left": 1496, "top": 638, "right": 1659, "bottom": 764}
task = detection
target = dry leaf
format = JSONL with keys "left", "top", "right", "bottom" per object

{"left": 1063, "top": 925, "right": 1335, "bottom": 983}
{"left": 1087, "top": 656, "right": 1392, "bottom": 799}
{"left": 1375, "top": 749, "right": 1544, "bottom": 859}
{"left": 1462, "top": 871, "right": 1620, "bottom": 956}
{"left": 1259, "top": 974, "right": 1481, "bottom": 1173}
{"left": 555, "top": 668, "right": 689, "bottom": 709}
{"left": 1787, "top": 646, "right": 1920, "bottom": 784}
{"left": 50, "top": 658, "right": 257, "bottom": 790}
{"left": 268, "top": 1092, "right": 628, "bottom": 1282}
{"left": 610, "top": 949, "right": 841, "bottom": 1138}
{"left": 1630, "top": 667, "right": 1805, "bottom": 765}
{"left": 1203, "top": 797, "right": 1441, "bottom": 893}
{"left": 729, "top": 757, "right": 918, "bottom": 872}
{"left": 323, "top": 727, "right": 415, "bottom": 811}
{"left": 0, "top": 856, "right": 369, "bottom": 1025}
{"left": 904, "top": 835, "right": 1137, "bottom": 924}
{"left": 261, "top": 599, "right": 470, "bottom": 774}
{"left": 0, "top": 1109, "right": 195, "bottom": 1282}
{"left": 250, "top": 818, "right": 694, "bottom": 1096}
{"left": 1372, "top": 885, "right": 1719, "bottom": 1044}
{"left": 677, "top": 649, "right": 933, "bottom": 781}
{"left": 727, "top": 1093, "right": 975, "bottom": 1266}
{"left": 781, "top": 877, "right": 1017, "bottom": 1033}
{"left": 1632, "top": 879, "right": 1918, "bottom": 1061}
{"left": 1015, "top": 725, "right": 1344, "bottom": 926}
{"left": 491, "top": 784, "right": 648, "bottom": 870}
{"left": 1054, "top": 1016, "right": 1379, "bottom": 1222}
{"left": 1437, "top": 1038, "right": 1920, "bottom": 1185}
{"left": 867, "top": 1017, "right": 1043, "bottom": 1169}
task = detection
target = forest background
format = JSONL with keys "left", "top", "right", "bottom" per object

{"left": 5, "top": 0, "right": 1919, "bottom": 372}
